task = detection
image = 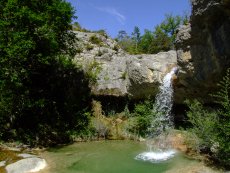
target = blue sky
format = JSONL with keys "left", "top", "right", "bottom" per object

{"left": 67, "top": 0, "right": 191, "bottom": 38}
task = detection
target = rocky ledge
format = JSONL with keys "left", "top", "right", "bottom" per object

{"left": 73, "top": 31, "right": 177, "bottom": 99}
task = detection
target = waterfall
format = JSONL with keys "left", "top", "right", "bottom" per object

{"left": 135, "top": 67, "right": 178, "bottom": 163}
{"left": 150, "top": 67, "right": 178, "bottom": 135}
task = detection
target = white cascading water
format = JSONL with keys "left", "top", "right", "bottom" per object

{"left": 135, "top": 67, "right": 178, "bottom": 163}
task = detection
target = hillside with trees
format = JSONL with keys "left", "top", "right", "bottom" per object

{"left": 116, "top": 14, "right": 189, "bottom": 54}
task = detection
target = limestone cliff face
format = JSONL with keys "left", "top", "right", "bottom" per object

{"left": 174, "top": 0, "right": 230, "bottom": 103}
{"left": 73, "top": 31, "right": 177, "bottom": 99}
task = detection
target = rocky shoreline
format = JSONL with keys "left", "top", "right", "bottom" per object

{"left": 0, "top": 143, "right": 47, "bottom": 173}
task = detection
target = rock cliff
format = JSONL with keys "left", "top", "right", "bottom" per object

{"left": 174, "top": 0, "right": 230, "bottom": 103}
{"left": 73, "top": 0, "right": 230, "bottom": 103}
{"left": 74, "top": 31, "right": 177, "bottom": 99}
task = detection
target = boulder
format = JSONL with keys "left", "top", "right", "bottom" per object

{"left": 174, "top": 0, "right": 230, "bottom": 103}
{"left": 127, "top": 51, "right": 177, "bottom": 99}
{"left": 5, "top": 157, "right": 47, "bottom": 173}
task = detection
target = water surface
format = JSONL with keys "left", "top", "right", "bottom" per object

{"left": 40, "top": 140, "right": 196, "bottom": 173}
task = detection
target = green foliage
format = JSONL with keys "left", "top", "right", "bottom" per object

{"left": 85, "top": 61, "right": 102, "bottom": 84}
{"left": 148, "top": 25, "right": 172, "bottom": 53}
{"left": 160, "top": 14, "right": 183, "bottom": 43}
{"left": 121, "top": 71, "right": 127, "bottom": 80}
{"left": 113, "top": 44, "right": 120, "bottom": 52}
{"left": 127, "top": 100, "right": 154, "bottom": 137}
{"left": 116, "top": 14, "right": 187, "bottom": 54}
{"left": 185, "top": 100, "right": 218, "bottom": 150}
{"left": 131, "top": 26, "right": 141, "bottom": 54}
{"left": 95, "top": 29, "right": 108, "bottom": 38}
{"left": 116, "top": 30, "right": 135, "bottom": 54}
{"left": 138, "top": 29, "right": 154, "bottom": 53}
{"left": 0, "top": 0, "right": 92, "bottom": 146}
{"left": 212, "top": 69, "right": 230, "bottom": 167}
{"left": 85, "top": 44, "right": 94, "bottom": 51}
{"left": 72, "top": 22, "right": 91, "bottom": 32}
{"left": 89, "top": 35, "right": 103, "bottom": 46}
{"left": 186, "top": 69, "right": 230, "bottom": 168}
{"left": 76, "top": 47, "right": 83, "bottom": 54}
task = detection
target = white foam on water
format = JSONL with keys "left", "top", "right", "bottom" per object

{"left": 135, "top": 150, "right": 177, "bottom": 163}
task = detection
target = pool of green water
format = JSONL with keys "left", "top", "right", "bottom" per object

{"left": 40, "top": 140, "right": 197, "bottom": 173}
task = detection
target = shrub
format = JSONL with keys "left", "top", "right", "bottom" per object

{"left": 95, "top": 29, "right": 108, "bottom": 38}
{"left": 185, "top": 99, "right": 218, "bottom": 151}
{"left": 212, "top": 69, "right": 230, "bottom": 167}
{"left": 76, "top": 47, "right": 83, "bottom": 53}
{"left": 85, "top": 61, "right": 102, "bottom": 84}
{"left": 127, "top": 100, "right": 154, "bottom": 137}
{"left": 121, "top": 71, "right": 127, "bottom": 80}
{"left": 85, "top": 44, "right": 94, "bottom": 51}
{"left": 186, "top": 69, "right": 230, "bottom": 168}
{"left": 89, "top": 35, "right": 103, "bottom": 46}
{"left": 113, "top": 44, "right": 120, "bottom": 52}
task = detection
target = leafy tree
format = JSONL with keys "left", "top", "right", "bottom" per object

{"left": 116, "top": 14, "right": 186, "bottom": 54}
{"left": 185, "top": 100, "right": 218, "bottom": 151}
{"left": 150, "top": 25, "right": 172, "bottom": 53}
{"left": 186, "top": 69, "right": 230, "bottom": 168}
{"left": 117, "top": 30, "right": 129, "bottom": 41}
{"left": 212, "top": 69, "right": 230, "bottom": 167}
{"left": 138, "top": 29, "right": 154, "bottom": 54}
{"left": 0, "top": 0, "right": 91, "bottom": 145}
{"left": 128, "top": 100, "right": 154, "bottom": 137}
{"left": 116, "top": 30, "right": 135, "bottom": 53}
{"left": 131, "top": 26, "right": 141, "bottom": 52}
{"left": 160, "top": 14, "right": 182, "bottom": 40}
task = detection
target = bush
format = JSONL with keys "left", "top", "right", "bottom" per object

{"left": 95, "top": 29, "right": 108, "bottom": 38}
{"left": 127, "top": 100, "right": 154, "bottom": 137}
{"left": 212, "top": 69, "right": 230, "bottom": 167}
{"left": 85, "top": 44, "right": 94, "bottom": 51}
{"left": 89, "top": 35, "right": 103, "bottom": 46}
{"left": 186, "top": 69, "right": 230, "bottom": 168}
{"left": 85, "top": 61, "right": 102, "bottom": 84}
{"left": 185, "top": 100, "right": 218, "bottom": 151}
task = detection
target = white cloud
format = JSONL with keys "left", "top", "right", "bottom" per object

{"left": 95, "top": 6, "right": 126, "bottom": 25}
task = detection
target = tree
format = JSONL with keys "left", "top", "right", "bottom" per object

{"left": 131, "top": 26, "right": 141, "bottom": 53}
{"left": 160, "top": 14, "right": 185, "bottom": 44}
{"left": 131, "top": 26, "right": 141, "bottom": 44}
{"left": 212, "top": 69, "right": 230, "bottom": 167}
{"left": 0, "top": 0, "right": 91, "bottom": 145}
{"left": 150, "top": 25, "right": 172, "bottom": 53}
{"left": 116, "top": 14, "right": 187, "bottom": 55}
{"left": 186, "top": 69, "right": 230, "bottom": 168}
{"left": 116, "top": 30, "right": 135, "bottom": 53}
{"left": 117, "top": 30, "right": 128, "bottom": 41}
{"left": 138, "top": 29, "right": 154, "bottom": 53}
